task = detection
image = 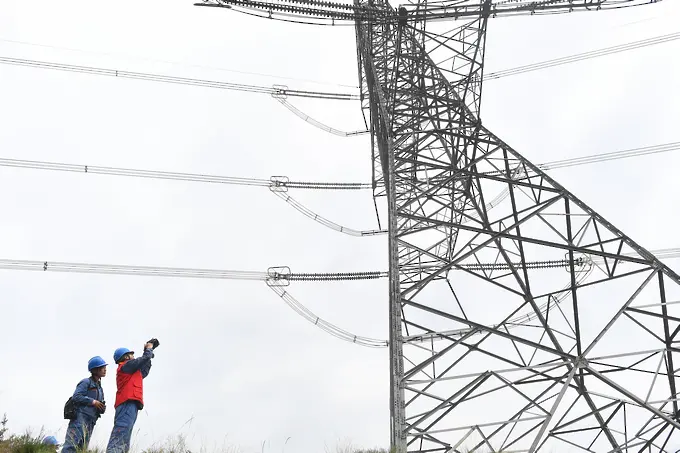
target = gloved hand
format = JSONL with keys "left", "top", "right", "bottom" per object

{"left": 146, "top": 338, "right": 160, "bottom": 350}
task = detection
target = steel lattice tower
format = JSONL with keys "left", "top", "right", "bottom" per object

{"left": 198, "top": 1, "right": 676, "bottom": 451}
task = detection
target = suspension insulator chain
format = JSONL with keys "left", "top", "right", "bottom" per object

{"left": 268, "top": 176, "right": 370, "bottom": 191}
{"left": 460, "top": 257, "right": 587, "bottom": 271}
{"left": 288, "top": 271, "right": 388, "bottom": 281}
{"left": 266, "top": 267, "right": 387, "bottom": 285}
{"left": 214, "top": 0, "right": 393, "bottom": 21}
{"left": 267, "top": 259, "right": 586, "bottom": 287}
{"left": 286, "top": 181, "right": 371, "bottom": 190}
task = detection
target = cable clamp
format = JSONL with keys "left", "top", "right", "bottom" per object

{"left": 269, "top": 175, "right": 290, "bottom": 192}
{"left": 267, "top": 266, "right": 291, "bottom": 286}
{"left": 271, "top": 84, "right": 289, "bottom": 100}
{"left": 564, "top": 252, "right": 592, "bottom": 274}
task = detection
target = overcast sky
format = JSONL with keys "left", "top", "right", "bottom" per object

{"left": 0, "top": 1, "right": 679, "bottom": 452}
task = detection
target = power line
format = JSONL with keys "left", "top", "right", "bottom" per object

{"left": 273, "top": 95, "right": 369, "bottom": 136}
{"left": 2, "top": 250, "right": 677, "bottom": 282}
{"left": 537, "top": 142, "right": 680, "bottom": 170}
{"left": 485, "top": 31, "right": 680, "bottom": 80}
{"left": 0, "top": 141, "right": 676, "bottom": 190}
{"left": 273, "top": 191, "right": 385, "bottom": 236}
{"left": 1, "top": 250, "right": 676, "bottom": 350}
{"left": 0, "top": 157, "right": 370, "bottom": 190}
{"left": 461, "top": 142, "right": 680, "bottom": 226}
{"left": 0, "top": 259, "right": 268, "bottom": 280}
{"left": 3, "top": 32, "right": 676, "bottom": 102}
{"left": 0, "top": 141, "right": 677, "bottom": 238}
{"left": 408, "top": 247, "right": 680, "bottom": 345}
{"left": 0, "top": 56, "right": 359, "bottom": 101}
{"left": 0, "top": 257, "right": 389, "bottom": 348}
{"left": 0, "top": 259, "right": 385, "bottom": 282}
{"left": 0, "top": 37, "right": 359, "bottom": 89}
{"left": 269, "top": 285, "right": 388, "bottom": 348}
{"left": 0, "top": 158, "right": 270, "bottom": 187}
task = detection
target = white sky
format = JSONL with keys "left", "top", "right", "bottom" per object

{"left": 0, "top": 1, "right": 679, "bottom": 452}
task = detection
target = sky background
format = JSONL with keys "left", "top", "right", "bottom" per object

{"left": 0, "top": 1, "right": 679, "bottom": 452}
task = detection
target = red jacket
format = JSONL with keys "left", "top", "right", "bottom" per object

{"left": 114, "top": 361, "right": 144, "bottom": 409}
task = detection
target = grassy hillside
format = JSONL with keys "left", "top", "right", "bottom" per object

{"left": 0, "top": 414, "right": 390, "bottom": 453}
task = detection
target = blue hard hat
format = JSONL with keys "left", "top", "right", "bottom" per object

{"left": 43, "top": 436, "right": 59, "bottom": 446}
{"left": 88, "top": 356, "right": 108, "bottom": 371}
{"left": 113, "top": 347, "right": 134, "bottom": 363}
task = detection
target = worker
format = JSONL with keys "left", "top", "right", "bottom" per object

{"left": 62, "top": 356, "right": 107, "bottom": 453}
{"left": 105, "top": 339, "right": 158, "bottom": 453}
{"left": 42, "top": 435, "right": 60, "bottom": 451}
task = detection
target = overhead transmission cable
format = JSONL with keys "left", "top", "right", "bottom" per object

{"left": 472, "top": 142, "right": 680, "bottom": 218}
{"left": 496, "top": 247, "right": 680, "bottom": 335}
{"left": 0, "top": 56, "right": 358, "bottom": 101}
{"left": 0, "top": 54, "right": 367, "bottom": 134}
{"left": 537, "top": 142, "right": 680, "bottom": 170}
{"left": 273, "top": 95, "right": 368, "bottom": 137}
{"left": 3, "top": 32, "right": 676, "bottom": 88}
{"left": 0, "top": 259, "right": 386, "bottom": 281}
{"left": 0, "top": 142, "right": 671, "bottom": 180}
{"left": 271, "top": 190, "right": 383, "bottom": 236}
{"left": 1, "top": 30, "right": 673, "bottom": 349}
{"left": 1, "top": 141, "right": 677, "bottom": 237}
{"left": 409, "top": 247, "right": 680, "bottom": 344}
{"left": 0, "top": 158, "right": 271, "bottom": 187}
{"left": 3, "top": 249, "right": 679, "bottom": 347}
{"left": 485, "top": 31, "right": 680, "bottom": 80}
{"left": 0, "top": 259, "right": 269, "bottom": 280}
{"left": 0, "top": 157, "right": 370, "bottom": 190}
{"left": 0, "top": 37, "right": 359, "bottom": 90}
{"left": 2, "top": 253, "right": 677, "bottom": 281}
{"left": 279, "top": 31, "right": 680, "bottom": 132}
{"left": 1, "top": 30, "right": 676, "bottom": 135}
{"left": 0, "top": 258, "right": 386, "bottom": 348}
{"left": 269, "top": 285, "right": 388, "bottom": 347}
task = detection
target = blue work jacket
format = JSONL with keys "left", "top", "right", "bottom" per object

{"left": 72, "top": 377, "right": 105, "bottom": 420}
{"left": 120, "top": 348, "right": 154, "bottom": 378}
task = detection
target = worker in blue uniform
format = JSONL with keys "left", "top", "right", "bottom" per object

{"left": 62, "top": 356, "right": 108, "bottom": 453}
{"left": 106, "top": 339, "right": 157, "bottom": 453}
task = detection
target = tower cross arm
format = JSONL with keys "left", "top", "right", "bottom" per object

{"left": 194, "top": 0, "right": 660, "bottom": 24}
{"left": 408, "top": 0, "right": 662, "bottom": 22}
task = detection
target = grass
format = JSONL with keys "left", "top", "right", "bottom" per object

{"left": 327, "top": 439, "right": 392, "bottom": 453}
{"left": 0, "top": 431, "right": 56, "bottom": 453}
{"left": 0, "top": 414, "right": 103, "bottom": 453}
{"left": 0, "top": 422, "right": 504, "bottom": 453}
{"left": 140, "top": 435, "right": 391, "bottom": 453}
{"left": 0, "top": 420, "right": 389, "bottom": 453}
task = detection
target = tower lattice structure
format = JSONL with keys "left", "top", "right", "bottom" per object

{"left": 199, "top": 1, "right": 677, "bottom": 451}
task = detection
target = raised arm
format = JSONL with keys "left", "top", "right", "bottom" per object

{"left": 120, "top": 347, "right": 154, "bottom": 376}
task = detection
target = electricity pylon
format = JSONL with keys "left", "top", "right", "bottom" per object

{"left": 198, "top": 1, "right": 677, "bottom": 451}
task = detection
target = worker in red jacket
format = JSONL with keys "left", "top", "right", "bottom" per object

{"left": 105, "top": 339, "right": 158, "bottom": 453}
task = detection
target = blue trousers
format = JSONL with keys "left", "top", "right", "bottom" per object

{"left": 62, "top": 414, "right": 96, "bottom": 453}
{"left": 105, "top": 402, "right": 139, "bottom": 453}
